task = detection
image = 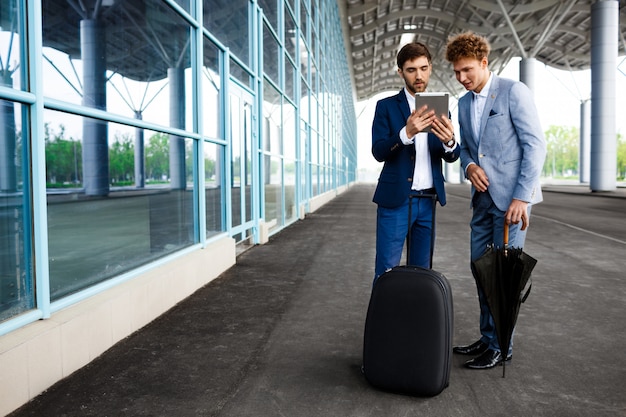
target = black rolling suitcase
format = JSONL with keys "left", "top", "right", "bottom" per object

{"left": 362, "top": 194, "right": 453, "bottom": 397}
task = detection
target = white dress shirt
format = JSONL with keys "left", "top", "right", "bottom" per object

{"left": 471, "top": 72, "right": 493, "bottom": 141}
{"left": 399, "top": 88, "right": 433, "bottom": 191}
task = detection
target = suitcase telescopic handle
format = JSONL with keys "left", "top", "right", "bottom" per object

{"left": 407, "top": 193, "right": 437, "bottom": 268}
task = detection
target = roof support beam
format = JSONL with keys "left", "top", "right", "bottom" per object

{"left": 530, "top": 1, "right": 576, "bottom": 57}
{"left": 495, "top": 0, "right": 527, "bottom": 59}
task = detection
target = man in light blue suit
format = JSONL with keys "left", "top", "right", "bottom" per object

{"left": 372, "top": 42, "right": 460, "bottom": 283}
{"left": 445, "top": 32, "right": 547, "bottom": 369}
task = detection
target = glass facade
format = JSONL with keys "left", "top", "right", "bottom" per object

{"left": 0, "top": 0, "right": 356, "bottom": 331}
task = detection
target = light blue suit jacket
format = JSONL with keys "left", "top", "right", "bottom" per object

{"left": 458, "top": 75, "right": 547, "bottom": 211}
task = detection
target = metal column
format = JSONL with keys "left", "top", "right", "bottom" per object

{"left": 590, "top": 0, "right": 618, "bottom": 191}
{"left": 579, "top": 99, "right": 591, "bottom": 183}
{"left": 519, "top": 57, "right": 537, "bottom": 94}
{"left": 169, "top": 67, "right": 187, "bottom": 190}
{"left": 81, "top": 19, "right": 109, "bottom": 196}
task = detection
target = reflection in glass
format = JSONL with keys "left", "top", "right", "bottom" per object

{"left": 205, "top": 141, "right": 224, "bottom": 238}
{"left": 0, "top": 0, "right": 23, "bottom": 91}
{"left": 263, "top": 22, "right": 279, "bottom": 84}
{"left": 42, "top": 0, "right": 192, "bottom": 130}
{"left": 263, "top": 80, "right": 281, "bottom": 156}
{"left": 230, "top": 58, "right": 252, "bottom": 89}
{"left": 264, "top": 155, "right": 282, "bottom": 230}
{"left": 45, "top": 111, "right": 195, "bottom": 301}
{"left": 285, "top": 59, "right": 295, "bottom": 101}
{"left": 204, "top": 0, "right": 250, "bottom": 66}
{"left": 284, "top": 7, "right": 297, "bottom": 60}
{"left": 258, "top": 0, "right": 277, "bottom": 29}
{"left": 0, "top": 100, "right": 33, "bottom": 322}
{"left": 203, "top": 39, "right": 221, "bottom": 140}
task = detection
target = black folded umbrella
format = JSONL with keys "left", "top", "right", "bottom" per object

{"left": 471, "top": 223, "right": 537, "bottom": 377}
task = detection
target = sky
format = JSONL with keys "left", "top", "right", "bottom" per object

{"left": 356, "top": 57, "right": 626, "bottom": 173}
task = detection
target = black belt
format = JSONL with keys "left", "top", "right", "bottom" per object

{"left": 411, "top": 187, "right": 436, "bottom": 195}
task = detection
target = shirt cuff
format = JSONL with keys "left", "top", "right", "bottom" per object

{"left": 464, "top": 161, "right": 476, "bottom": 176}
{"left": 444, "top": 141, "right": 457, "bottom": 152}
{"left": 399, "top": 127, "right": 414, "bottom": 145}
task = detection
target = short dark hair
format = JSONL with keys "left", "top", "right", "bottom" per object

{"left": 397, "top": 42, "right": 432, "bottom": 69}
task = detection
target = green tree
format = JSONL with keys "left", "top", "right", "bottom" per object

{"left": 617, "top": 132, "right": 625, "bottom": 180}
{"left": 109, "top": 132, "right": 135, "bottom": 184}
{"left": 145, "top": 132, "right": 169, "bottom": 182}
{"left": 44, "top": 123, "right": 82, "bottom": 186}
{"left": 543, "top": 125, "right": 579, "bottom": 178}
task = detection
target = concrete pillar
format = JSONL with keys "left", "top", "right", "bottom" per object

{"left": 0, "top": 70, "right": 17, "bottom": 192}
{"left": 81, "top": 19, "right": 109, "bottom": 196}
{"left": 590, "top": 0, "right": 618, "bottom": 191}
{"left": 579, "top": 99, "right": 591, "bottom": 183}
{"left": 519, "top": 57, "right": 537, "bottom": 94}
{"left": 169, "top": 67, "right": 186, "bottom": 190}
{"left": 134, "top": 111, "right": 145, "bottom": 188}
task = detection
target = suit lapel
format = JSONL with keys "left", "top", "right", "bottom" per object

{"left": 460, "top": 93, "right": 476, "bottom": 143}
{"left": 479, "top": 75, "right": 499, "bottom": 138}
{"left": 395, "top": 89, "right": 410, "bottom": 120}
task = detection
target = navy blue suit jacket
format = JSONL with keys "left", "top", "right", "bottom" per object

{"left": 372, "top": 90, "right": 460, "bottom": 208}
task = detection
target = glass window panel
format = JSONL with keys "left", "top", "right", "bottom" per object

{"left": 284, "top": 7, "right": 297, "bottom": 59}
{"left": 204, "top": 141, "right": 224, "bottom": 238}
{"left": 285, "top": 58, "right": 295, "bottom": 100}
{"left": 300, "top": 36, "right": 309, "bottom": 82}
{"left": 263, "top": 22, "right": 279, "bottom": 84}
{"left": 300, "top": 77, "right": 309, "bottom": 124}
{"left": 230, "top": 94, "right": 241, "bottom": 188}
{"left": 284, "top": 171, "right": 296, "bottom": 224}
{"left": 263, "top": 80, "right": 281, "bottom": 156}
{"left": 300, "top": 0, "right": 308, "bottom": 43}
{"left": 263, "top": 155, "right": 282, "bottom": 231}
{"left": 45, "top": 110, "right": 195, "bottom": 301}
{"left": 285, "top": 0, "right": 295, "bottom": 15}
{"left": 243, "top": 99, "right": 253, "bottom": 223}
{"left": 172, "top": 0, "right": 191, "bottom": 13}
{"left": 0, "top": 0, "right": 24, "bottom": 91}
{"left": 299, "top": 120, "right": 307, "bottom": 191}
{"left": 203, "top": 39, "right": 221, "bottom": 140}
{"left": 230, "top": 58, "right": 253, "bottom": 89}
{"left": 283, "top": 101, "right": 296, "bottom": 160}
{"left": 0, "top": 100, "right": 33, "bottom": 322}
{"left": 204, "top": 0, "right": 250, "bottom": 66}
{"left": 258, "top": 0, "right": 277, "bottom": 30}
{"left": 311, "top": 128, "right": 318, "bottom": 165}
{"left": 41, "top": 0, "right": 192, "bottom": 131}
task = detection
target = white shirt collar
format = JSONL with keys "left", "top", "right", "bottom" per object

{"left": 473, "top": 72, "right": 493, "bottom": 99}
{"left": 403, "top": 87, "right": 415, "bottom": 109}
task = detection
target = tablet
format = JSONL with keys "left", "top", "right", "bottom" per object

{"left": 415, "top": 92, "right": 449, "bottom": 132}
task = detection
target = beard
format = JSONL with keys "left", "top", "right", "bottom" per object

{"left": 406, "top": 79, "right": 427, "bottom": 95}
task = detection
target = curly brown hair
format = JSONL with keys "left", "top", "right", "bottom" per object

{"left": 445, "top": 32, "right": 491, "bottom": 63}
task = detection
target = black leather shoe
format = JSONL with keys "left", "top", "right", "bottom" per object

{"left": 464, "top": 349, "right": 512, "bottom": 369}
{"left": 453, "top": 340, "right": 488, "bottom": 356}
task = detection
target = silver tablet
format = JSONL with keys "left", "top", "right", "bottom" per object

{"left": 415, "top": 92, "right": 449, "bottom": 132}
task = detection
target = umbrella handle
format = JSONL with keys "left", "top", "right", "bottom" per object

{"left": 504, "top": 223, "right": 509, "bottom": 247}
{"left": 504, "top": 216, "right": 528, "bottom": 249}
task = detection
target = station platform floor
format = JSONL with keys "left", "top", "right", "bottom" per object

{"left": 8, "top": 182, "right": 626, "bottom": 417}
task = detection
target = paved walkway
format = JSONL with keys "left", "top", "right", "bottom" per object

{"left": 8, "top": 183, "right": 626, "bottom": 417}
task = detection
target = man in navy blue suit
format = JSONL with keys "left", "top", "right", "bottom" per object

{"left": 372, "top": 42, "right": 460, "bottom": 282}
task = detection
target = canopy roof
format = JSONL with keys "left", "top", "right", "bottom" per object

{"left": 342, "top": 0, "right": 626, "bottom": 100}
